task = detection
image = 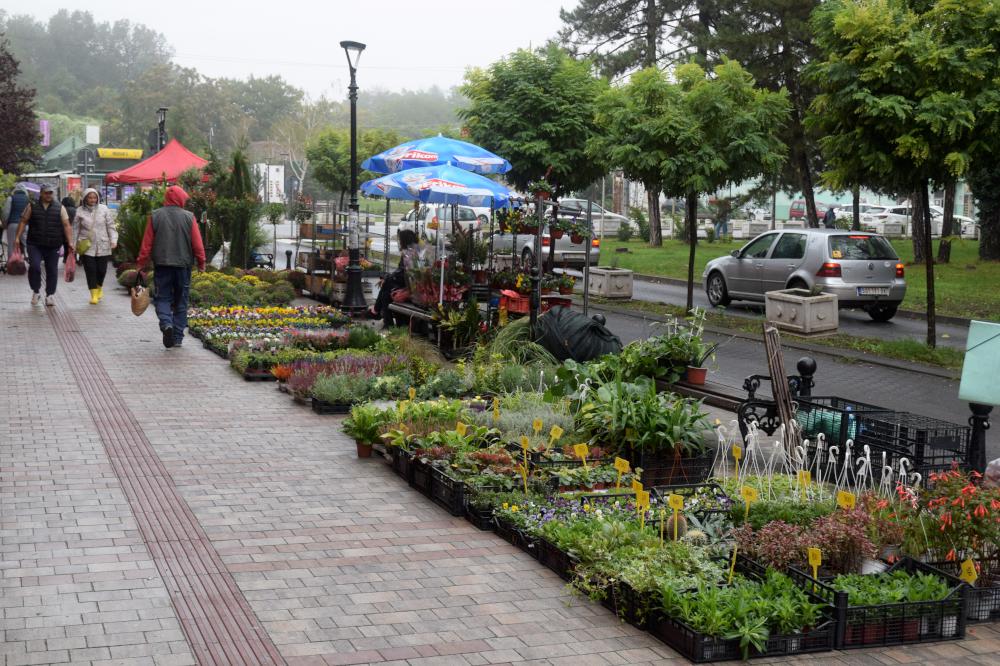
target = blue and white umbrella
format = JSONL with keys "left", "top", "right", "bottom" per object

{"left": 362, "top": 134, "right": 512, "bottom": 175}
{"left": 361, "top": 164, "right": 511, "bottom": 206}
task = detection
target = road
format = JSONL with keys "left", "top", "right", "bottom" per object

{"left": 562, "top": 268, "right": 969, "bottom": 348}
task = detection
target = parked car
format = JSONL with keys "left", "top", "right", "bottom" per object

{"left": 493, "top": 223, "right": 600, "bottom": 269}
{"left": 552, "top": 199, "right": 631, "bottom": 235}
{"left": 398, "top": 204, "right": 482, "bottom": 240}
{"left": 928, "top": 205, "right": 977, "bottom": 238}
{"left": 703, "top": 229, "right": 906, "bottom": 322}
{"left": 789, "top": 199, "right": 832, "bottom": 220}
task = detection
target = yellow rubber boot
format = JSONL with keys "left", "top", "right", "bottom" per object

{"left": 96, "top": 286, "right": 103, "bottom": 301}
{"left": 89, "top": 289, "right": 99, "bottom": 304}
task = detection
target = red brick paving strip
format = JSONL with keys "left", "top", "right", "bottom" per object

{"left": 47, "top": 303, "right": 286, "bottom": 666}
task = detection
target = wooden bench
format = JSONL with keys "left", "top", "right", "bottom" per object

{"left": 388, "top": 302, "right": 436, "bottom": 340}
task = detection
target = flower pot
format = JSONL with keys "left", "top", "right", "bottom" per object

{"left": 550, "top": 229, "right": 564, "bottom": 239}
{"left": 764, "top": 288, "right": 838, "bottom": 337}
{"left": 520, "top": 225, "right": 539, "bottom": 235}
{"left": 541, "top": 288, "right": 553, "bottom": 295}
{"left": 685, "top": 366, "right": 707, "bottom": 385}
{"left": 587, "top": 267, "right": 633, "bottom": 299}
{"left": 559, "top": 286, "right": 574, "bottom": 295}
{"left": 571, "top": 234, "right": 584, "bottom": 244}
{"left": 356, "top": 440, "right": 373, "bottom": 458}
{"left": 533, "top": 191, "right": 550, "bottom": 201}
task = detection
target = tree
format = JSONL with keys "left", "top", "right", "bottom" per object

{"left": 558, "top": 0, "right": 689, "bottom": 77}
{"left": 691, "top": 0, "right": 824, "bottom": 228}
{"left": 307, "top": 128, "right": 402, "bottom": 211}
{"left": 0, "top": 36, "right": 38, "bottom": 173}
{"left": 807, "top": 0, "right": 1000, "bottom": 346}
{"left": 459, "top": 46, "right": 609, "bottom": 197}
{"left": 968, "top": 162, "right": 1000, "bottom": 261}
{"left": 590, "top": 68, "right": 679, "bottom": 246}
{"left": 655, "top": 61, "right": 790, "bottom": 311}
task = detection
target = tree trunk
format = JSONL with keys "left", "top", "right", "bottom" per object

{"left": 686, "top": 191, "right": 698, "bottom": 312}
{"left": 644, "top": 0, "right": 657, "bottom": 68}
{"left": 797, "top": 145, "right": 819, "bottom": 228}
{"left": 937, "top": 182, "right": 955, "bottom": 264}
{"left": 911, "top": 189, "right": 926, "bottom": 264}
{"left": 852, "top": 185, "right": 861, "bottom": 231}
{"left": 981, "top": 206, "right": 1000, "bottom": 260}
{"left": 647, "top": 188, "right": 662, "bottom": 247}
{"left": 920, "top": 185, "right": 936, "bottom": 348}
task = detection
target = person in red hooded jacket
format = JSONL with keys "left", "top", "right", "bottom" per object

{"left": 136, "top": 185, "right": 206, "bottom": 348}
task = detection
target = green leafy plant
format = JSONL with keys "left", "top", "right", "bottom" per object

{"left": 343, "top": 403, "right": 386, "bottom": 444}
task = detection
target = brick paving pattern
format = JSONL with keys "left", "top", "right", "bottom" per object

{"left": 2, "top": 275, "right": 998, "bottom": 666}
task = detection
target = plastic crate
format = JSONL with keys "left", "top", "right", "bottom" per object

{"left": 409, "top": 458, "right": 434, "bottom": 496}
{"left": 535, "top": 537, "right": 578, "bottom": 582}
{"left": 786, "top": 558, "right": 967, "bottom": 649}
{"left": 601, "top": 580, "right": 653, "bottom": 629}
{"left": 795, "top": 396, "right": 893, "bottom": 447}
{"left": 651, "top": 482, "right": 734, "bottom": 520}
{"left": 854, "top": 412, "right": 971, "bottom": 472}
{"left": 242, "top": 368, "right": 277, "bottom": 382}
{"left": 310, "top": 398, "right": 351, "bottom": 415}
{"left": 390, "top": 447, "right": 414, "bottom": 483}
{"left": 429, "top": 467, "right": 467, "bottom": 516}
{"left": 464, "top": 505, "right": 494, "bottom": 531}
{"left": 648, "top": 555, "right": 835, "bottom": 662}
{"left": 929, "top": 557, "right": 1000, "bottom": 623}
{"left": 494, "top": 515, "right": 537, "bottom": 556}
{"left": 630, "top": 450, "right": 715, "bottom": 487}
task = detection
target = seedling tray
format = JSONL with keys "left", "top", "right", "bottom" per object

{"left": 650, "top": 482, "right": 734, "bottom": 520}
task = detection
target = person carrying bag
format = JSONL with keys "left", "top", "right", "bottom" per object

{"left": 72, "top": 188, "right": 118, "bottom": 304}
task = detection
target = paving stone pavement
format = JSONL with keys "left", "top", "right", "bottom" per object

{"left": 2, "top": 274, "right": 999, "bottom": 666}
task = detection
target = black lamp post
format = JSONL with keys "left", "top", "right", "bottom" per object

{"left": 340, "top": 40, "right": 367, "bottom": 314}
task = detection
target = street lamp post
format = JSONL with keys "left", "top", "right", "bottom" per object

{"left": 340, "top": 40, "right": 367, "bottom": 315}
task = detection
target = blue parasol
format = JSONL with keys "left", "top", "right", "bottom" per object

{"left": 362, "top": 134, "right": 512, "bottom": 175}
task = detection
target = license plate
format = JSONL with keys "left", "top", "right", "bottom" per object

{"left": 857, "top": 287, "right": 890, "bottom": 296}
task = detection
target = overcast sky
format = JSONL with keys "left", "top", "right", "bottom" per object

{"left": 21, "top": 1, "right": 573, "bottom": 98}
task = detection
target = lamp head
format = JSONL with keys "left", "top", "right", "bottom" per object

{"left": 340, "top": 41, "right": 366, "bottom": 70}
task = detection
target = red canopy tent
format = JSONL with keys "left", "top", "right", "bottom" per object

{"left": 105, "top": 139, "right": 208, "bottom": 184}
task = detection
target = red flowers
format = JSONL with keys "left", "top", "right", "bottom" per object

{"left": 974, "top": 504, "right": 988, "bottom": 519}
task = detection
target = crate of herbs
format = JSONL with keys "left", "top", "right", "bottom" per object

{"left": 429, "top": 465, "right": 468, "bottom": 516}
{"left": 648, "top": 555, "right": 836, "bottom": 662}
{"left": 786, "top": 558, "right": 967, "bottom": 649}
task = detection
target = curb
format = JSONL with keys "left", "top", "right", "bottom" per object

{"left": 575, "top": 297, "right": 961, "bottom": 381}
{"left": 625, "top": 271, "right": 972, "bottom": 327}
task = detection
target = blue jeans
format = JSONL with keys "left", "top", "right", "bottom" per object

{"left": 27, "top": 244, "right": 61, "bottom": 296}
{"left": 153, "top": 266, "right": 191, "bottom": 343}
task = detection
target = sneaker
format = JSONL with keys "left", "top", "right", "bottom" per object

{"left": 31, "top": 292, "right": 40, "bottom": 306}
{"left": 161, "top": 327, "right": 175, "bottom": 348}
{"left": 45, "top": 295, "right": 55, "bottom": 307}
{"left": 174, "top": 339, "right": 183, "bottom": 348}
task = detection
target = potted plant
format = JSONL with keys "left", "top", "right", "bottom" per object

{"left": 684, "top": 339, "right": 718, "bottom": 386}
{"left": 343, "top": 403, "right": 385, "bottom": 458}
{"left": 587, "top": 256, "right": 633, "bottom": 299}
{"left": 570, "top": 220, "right": 589, "bottom": 245}
{"left": 764, "top": 284, "right": 839, "bottom": 337}
{"left": 557, "top": 273, "right": 575, "bottom": 295}
{"left": 528, "top": 178, "right": 554, "bottom": 201}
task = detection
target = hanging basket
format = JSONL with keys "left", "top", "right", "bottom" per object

{"left": 571, "top": 234, "right": 584, "bottom": 244}
{"left": 550, "top": 229, "right": 564, "bottom": 240}
{"left": 533, "top": 191, "right": 551, "bottom": 201}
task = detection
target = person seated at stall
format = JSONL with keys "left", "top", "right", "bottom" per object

{"left": 369, "top": 228, "right": 418, "bottom": 324}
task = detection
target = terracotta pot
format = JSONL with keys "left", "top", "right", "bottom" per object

{"left": 520, "top": 225, "right": 539, "bottom": 235}
{"left": 685, "top": 366, "right": 707, "bottom": 385}
{"left": 534, "top": 191, "right": 550, "bottom": 201}
{"left": 550, "top": 229, "right": 564, "bottom": 239}
{"left": 571, "top": 234, "right": 584, "bottom": 244}
{"left": 356, "top": 440, "right": 373, "bottom": 458}
{"left": 541, "top": 288, "right": 553, "bottom": 295}
{"left": 559, "top": 286, "right": 574, "bottom": 295}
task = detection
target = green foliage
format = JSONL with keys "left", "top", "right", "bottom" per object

{"left": 616, "top": 221, "right": 632, "bottom": 242}
{"left": 558, "top": 0, "right": 674, "bottom": 78}
{"left": 343, "top": 403, "right": 388, "bottom": 444}
{"left": 0, "top": 168, "right": 17, "bottom": 200}
{"left": 459, "top": 46, "right": 609, "bottom": 196}
{"left": 831, "top": 570, "right": 951, "bottom": 606}
{"left": 115, "top": 186, "right": 165, "bottom": 262}
{"left": 307, "top": 127, "right": 403, "bottom": 198}
{"left": 312, "top": 374, "right": 373, "bottom": 405}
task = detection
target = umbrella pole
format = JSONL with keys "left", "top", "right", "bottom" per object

{"left": 584, "top": 199, "right": 593, "bottom": 316}
{"left": 438, "top": 201, "right": 446, "bottom": 307}
{"left": 383, "top": 197, "right": 390, "bottom": 273}
{"left": 487, "top": 197, "right": 495, "bottom": 332}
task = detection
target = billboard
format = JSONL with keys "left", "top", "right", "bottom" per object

{"left": 39, "top": 119, "right": 50, "bottom": 146}
{"left": 254, "top": 163, "right": 286, "bottom": 204}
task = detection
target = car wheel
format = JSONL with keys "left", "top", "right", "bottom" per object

{"left": 706, "top": 272, "right": 731, "bottom": 307}
{"left": 521, "top": 247, "right": 535, "bottom": 270}
{"left": 867, "top": 303, "right": 898, "bottom": 322}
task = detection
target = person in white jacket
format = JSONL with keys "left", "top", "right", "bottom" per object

{"left": 72, "top": 188, "right": 118, "bottom": 304}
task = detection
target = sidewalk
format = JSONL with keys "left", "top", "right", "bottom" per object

{"left": 2, "top": 274, "right": 998, "bottom": 666}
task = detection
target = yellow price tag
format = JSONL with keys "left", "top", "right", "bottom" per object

{"left": 960, "top": 559, "right": 979, "bottom": 585}
{"left": 836, "top": 490, "right": 857, "bottom": 510}
{"left": 549, "top": 425, "right": 564, "bottom": 442}
{"left": 732, "top": 445, "right": 742, "bottom": 461}
{"left": 740, "top": 486, "right": 759, "bottom": 503}
{"left": 492, "top": 400, "right": 500, "bottom": 423}
{"left": 573, "top": 443, "right": 589, "bottom": 462}
{"left": 636, "top": 489, "right": 650, "bottom": 510}
{"left": 631, "top": 479, "right": 643, "bottom": 494}
{"left": 408, "top": 387, "right": 416, "bottom": 400}
{"left": 808, "top": 547, "right": 822, "bottom": 568}
{"left": 517, "top": 463, "right": 529, "bottom": 494}
{"left": 798, "top": 470, "right": 812, "bottom": 486}
{"left": 455, "top": 421, "right": 468, "bottom": 437}
{"left": 532, "top": 418, "right": 543, "bottom": 434}
{"left": 520, "top": 435, "right": 530, "bottom": 451}
{"left": 613, "top": 457, "right": 631, "bottom": 474}
{"left": 668, "top": 494, "right": 684, "bottom": 511}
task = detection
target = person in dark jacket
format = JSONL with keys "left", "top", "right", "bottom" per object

{"left": 14, "top": 185, "right": 75, "bottom": 306}
{"left": 369, "top": 228, "right": 418, "bottom": 325}
{"left": 3, "top": 186, "right": 30, "bottom": 259}
{"left": 136, "top": 185, "right": 206, "bottom": 348}
{"left": 822, "top": 206, "right": 837, "bottom": 229}
{"left": 61, "top": 195, "right": 78, "bottom": 263}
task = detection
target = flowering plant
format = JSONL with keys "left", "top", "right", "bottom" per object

{"left": 923, "top": 467, "right": 1000, "bottom": 568}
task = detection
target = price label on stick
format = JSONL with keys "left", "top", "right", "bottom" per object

{"left": 732, "top": 444, "right": 742, "bottom": 461}
{"left": 408, "top": 387, "right": 416, "bottom": 400}
{"left": 549, "top": 425, "right": 564, "bottom": 442}
{"left": 960, "top": 559, "right": 979, "bottom": 585}
{"left": 532, "top": 418, "right": 543, "bottom": 435}
{"left": 836, "top": 490, "right": 857, "bottom": 510}
{"left": 455, "top": 421, "right": 468, "bottom": 437}
{"left": 636, "top": 489, "right": 650, "bottom": 511}
{"left": 740, "top": 486, "right": 758, "bottom": 503}
{"left": 798, "top": 470, "right": 812, "bottom": 486}
{"left": 631, "top": 479, "right": 643, "bottom": 494}
{"left": 573, "top": 443, "right": 589, "bottom": 465}
{"left": 668, "top": 494, "right": 684, "bottom": 511}
{"left": 614, "top": 457, "right": 631, "bottom": 474}
{"left": 520, "top": 435, "right": 530, "bottom": 452}
{"left": 808, "top": 547, "right": 822, "bottom": 580}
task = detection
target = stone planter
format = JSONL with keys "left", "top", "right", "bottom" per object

{"left": 588, "top": 267, "right": 633, "bottom": 299}
{"left": 328, "top": 281, "right": 374, "bottom": 304}
{"left": 764, "top": 288, "right": 838, "bottom": 336}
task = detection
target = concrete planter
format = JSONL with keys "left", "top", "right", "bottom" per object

{"left": 588, "top": 267, "right": 633, "bottom": 299}
{"left": 765, "top": 288, "right": 838, "bottom": 336}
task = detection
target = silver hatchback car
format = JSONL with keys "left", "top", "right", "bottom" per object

{"left": 702, "top": 229, "right": 906, "bottom": 322}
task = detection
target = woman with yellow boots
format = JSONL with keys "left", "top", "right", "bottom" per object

{"left": 72, "top": 188, "right": 117, "bottom": 304}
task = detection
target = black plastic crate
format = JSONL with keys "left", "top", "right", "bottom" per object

{"left": 651, "top": 482, "right": 734, "bottom": 520}
{"left": 929, "top": 557, "right": 1000, "bottom": 624}
{"left": 602, "top": 580, "right": 653, "bottom": 629}
{"left": 854, "top": 412, "right": 971, "bottom": 471}
{"left": 310, "top": 398, "right": 351, "bottom": 415}
{"left": 464, "top": 505, "right": 494, "bottom": 531}
{"left": 535, "top": 537, "right": 577, "bottom": 582}
{"left": 795, "top": 396, "right": 893, "bottom": 448}
{"left": 429, "top": 467, "right": 467, "bottom": 517}
{"left": 410, "top": 458, "right": 434, "bottom": 496}
{"left": 786, "top": 557, "right": 967, "bottom": 649}
{"left": 630, "top": 450, "right": 715, "bottom": 487}
{"left": 494, "top": 515, "right": 537, "bottom": 556}
{"left": 648, "top": 555, "right": 835, "bottom": 662}
{"left": 390, "top": 447, "right": 414, "bottom": 483}
{"left": 242, "top": 368, "right": 277, "bottom": 382}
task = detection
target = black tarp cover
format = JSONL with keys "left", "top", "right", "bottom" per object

{"left": 534, "top": 306, "right": 622, "bottom": 362}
